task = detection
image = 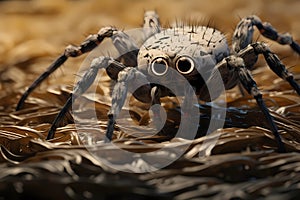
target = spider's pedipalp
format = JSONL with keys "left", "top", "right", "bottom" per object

{"left": 106, "top": 67, "right": 152, "bottom": 141}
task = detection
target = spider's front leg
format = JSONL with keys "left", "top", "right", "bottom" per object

{"left": 105, "top": 67, "right": 154, "bottom": 141}
{"left": 46, "top": 57, "right": 125, "bottom": 140}
{"left": 16, "top": 26, "right": 119, "bottom": 111}
{"left": 224, "top": 56, "right": 286, "bottom": 152}
{"left": 46, "top": 56, "right": 153, "bottom": 141}
{"left": 17, "top": 10, "right": 161, "bottom": 111}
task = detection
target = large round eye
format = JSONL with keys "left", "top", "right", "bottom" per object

{"left": 175, "top": 56, "right": 195, "bottom": 74}
{"left": 150, "top": 57, "right": 168, "bottom": 76}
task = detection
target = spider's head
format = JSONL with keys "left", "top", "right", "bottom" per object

{"left": 137, "top": 45, "right": 216, "bottom": 84}
{"left": 138, "top": 26, "right": 229, "bottom": 83}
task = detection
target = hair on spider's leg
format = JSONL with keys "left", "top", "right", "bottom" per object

{"left": 16, "top": 26, "right": 118, "bottom": 111}
{"left": 287, "top": 64, "right": 298, "bottom": 71}
{"left": 254, "top": 33, "right": 261, "bottom": 43}
{"left": 226, "top": 56, "right": 286, "bottom": 152}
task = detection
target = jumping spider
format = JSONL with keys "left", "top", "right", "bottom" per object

{"left": 16, "top": 11, "right": 300, "bottom": 153}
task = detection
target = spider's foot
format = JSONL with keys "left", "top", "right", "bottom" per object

{"left": 104, "top": 114, "right": 115, "bottom": 142}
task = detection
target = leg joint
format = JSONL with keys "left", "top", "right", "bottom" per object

{"left": 225, "top": 55, "right": 245, "bottom": 70}
{"left": 64, "top": 45, "right": 81, "bottom": 57}
{"left": 97, "top": 26, "right": 118, "bottom": 38}
{"left": 251, "top": 42, "right": 271, "bottom": 54}
{"left": 90, "top": 57, "right": 113, "bottom": 70}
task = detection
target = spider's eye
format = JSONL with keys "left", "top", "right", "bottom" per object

{"left": 175, "top": 56, "right": 195, "bottom": 74}
{"left": 150, "top": 57, "right": 168, "bottom": 76}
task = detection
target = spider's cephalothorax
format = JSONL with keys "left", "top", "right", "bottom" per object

{"left": 16, "top": 11, "right": 300, "bottom": 152}
{"left": 137, "top": 26, "right": 230, "bottom": 100}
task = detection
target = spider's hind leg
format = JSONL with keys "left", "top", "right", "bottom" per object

{"left": 238, "top": 42, "right": 300, "bottom": 95}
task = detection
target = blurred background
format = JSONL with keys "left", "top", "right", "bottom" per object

{"left": 1, "top": 0, "right": 300, "bottom": 199}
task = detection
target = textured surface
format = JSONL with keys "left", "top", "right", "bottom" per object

{"left": 1, "top": 0, "right": 300, "bottom": 199}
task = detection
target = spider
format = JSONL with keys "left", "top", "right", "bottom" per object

{"left": 16, "top": 11, "right": 300, "bottom": 153}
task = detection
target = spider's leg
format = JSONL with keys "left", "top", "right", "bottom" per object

{"left": 47, "top": 57, "right": 123, "bottom": 140}
{"left": 238, "top": 42, "right": 300, "bottom": 95}
{"left": 16, "top": 55, "right": 68, "bottom": 111}
{"left": 226, "top": 55, "right": 286, "bottom": 153}
{"left": 143, "top": 10, "right": 161, "bottom": 31}
{"left": 105, "top": 68, "right": 151, "bottom": 141}
{"left": 177, "top": 85, "right": 200, "bottom": 139}
{"left": 16, "top": 26, "right": 118, "bottom": 111}
{"left": 111, "top": 30, "right": 139, "bottom": 67}
{"left": 148, "top": 86, "right": 165, "bottom": 132}
{"left": 232, "top": 15, "right": 300, "bottom": 54}
{"left": 140, "top": 10, "right": 161, "bottom": 42}
{"left": 106, "top": 68, "right": 134, "bottom": 141}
